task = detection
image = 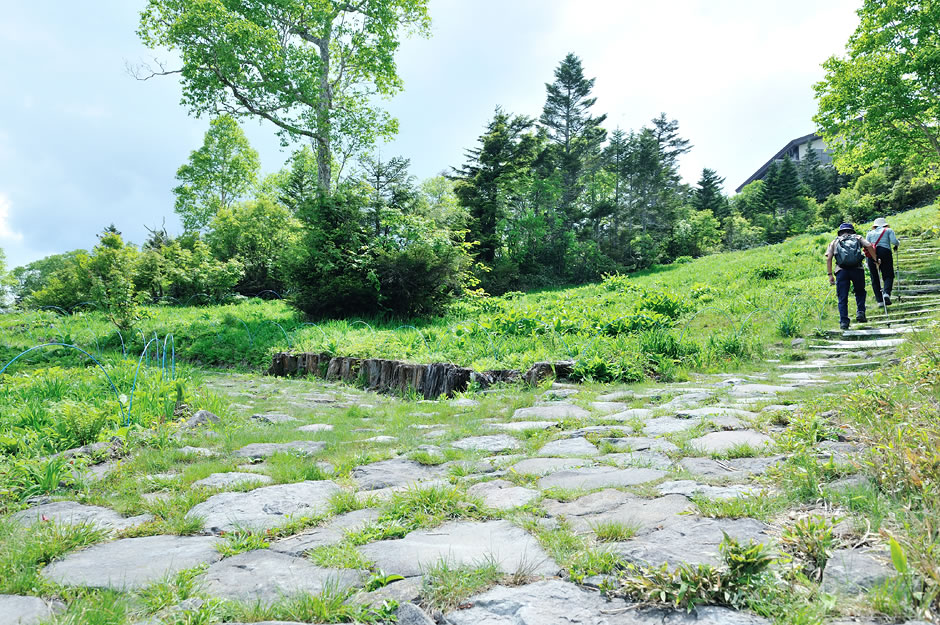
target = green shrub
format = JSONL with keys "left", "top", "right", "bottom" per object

{"left": 753, "top": 263, "right": 783, "bottom": 280}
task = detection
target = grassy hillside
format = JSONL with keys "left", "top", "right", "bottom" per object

{"left": 2, "top": 204, "right": 938, "bottom": 383}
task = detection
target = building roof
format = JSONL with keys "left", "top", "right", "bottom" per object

{"left": 734, "top": 132, "right": 820, "bottom": 193}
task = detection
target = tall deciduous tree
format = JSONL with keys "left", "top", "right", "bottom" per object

{"left": 138, "top": 0, "right": 430, "bottom": 194}
{"left": 173, "top": 115, "right": 260, "bottom": 232}
{"left": 540, "top": 53, "right": 607, "bottom": 226}
{"left": 814, "top": 0, "right": 940, "bottom": 179}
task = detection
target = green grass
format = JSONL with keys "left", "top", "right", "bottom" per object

{"left": 420, "top": 558, "right": 504, "bottom": 612}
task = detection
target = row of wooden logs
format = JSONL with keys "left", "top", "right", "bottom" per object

{"left": 268, "top": 352, "right": 574, "bottom": 399}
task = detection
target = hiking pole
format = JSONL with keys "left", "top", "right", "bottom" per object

{"left": 894, "top": 247, "right": 902, "bottom": 303}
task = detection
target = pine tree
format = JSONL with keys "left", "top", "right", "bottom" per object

{"left": 773, "top": 155, "right": 802, "bottom": 216}
{"left": 540, "top": 53, "right": 607, "bottom": 228}
{"left": 650, "top": 113, "right": 692, "bottom": 176}
{"left": 692, "top": 168, "right": 729, "bottom": 220}
{"left": 454, "top": 109, "right": 539, "bottom": 264}
{"left": 799, "top": 145, "right": 830, "bottom": 202}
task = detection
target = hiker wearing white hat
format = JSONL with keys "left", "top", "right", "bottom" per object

{"left": 866, "top": 217, "right": 899, "bottom": 305}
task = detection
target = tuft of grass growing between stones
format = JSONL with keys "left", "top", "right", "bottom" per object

{"left": 710, "top": 442, "right": 762, "bottom": 460}
{"left": 691, "top": 493, "right": 790, "bottom": 522}
{"left": 216, "top": 529, "right": 270, "bottom": 557}
{"left": 218, "top": 582, "right": 396, "bottom": 624}
{"left": 307, "top": 542, "right": 373, "bottom": 570}
{"left": 591, "top": 520, "right": 640, "bottom": 542}
{"left": 120, "top": 490, "right": 209, "bottom": 537}
{"left": 264, "top": 451, "right": 329, "bottom": 484}
{"left": 0, "top": 518, "right": 109, "bottom": 595}
{"left": 379, "top": 484, "right": 486, "bottom": 532}
{"left": 52, "top": 589, "right": 132, "bottom": 625}
{"left": 138, "top": 565, "right": 206, "bottom": 615}
{"left": 420, "top": 558, "right": 504, "bottom": 613}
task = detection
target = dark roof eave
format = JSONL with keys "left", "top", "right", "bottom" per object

{"left": 734, "top": 132, "right": 820, "bottom": 193}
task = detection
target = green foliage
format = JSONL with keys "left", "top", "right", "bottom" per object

{"left": 781, "top": 516, "right": 836, "bottom": 581}
{"left": 216, "top": 529, "right": 270, "bottom": 557}
{"left": 138, "top": 0, "right": 431, "bottom": 194}
{"left": 206, "top": 196, "right": 300, "bottom": 294}
{"left": 814, "top": 0, "right": 940, "bottom": 179}
{"left": 286, "top": 192, "right": 471, "bottom": 318}
{"left": 173, "top": 114, "right": 260, "bottom": 232}
{"left": 618, "top": 534, "right": 776, "bottom": 610}
{"left": 421, "top": 558, "right": 504, "bottom": 612}
{"left": 752, "top": 263, "right": 783, "bottom": 280}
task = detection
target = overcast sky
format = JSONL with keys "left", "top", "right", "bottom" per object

{"left": 0, "top": 1, "right": 860, "bottom": 268}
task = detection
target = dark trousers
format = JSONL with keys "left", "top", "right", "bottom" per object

{"left": 867, "top": 247, "right": 894, "bottom": 301}
{"left": 836, "top": 266, "right": 867, "bottom": 325}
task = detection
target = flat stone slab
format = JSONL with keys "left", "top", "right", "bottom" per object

{"left": 729, "top": 384, "right": 795, "bottom": 396}
{"left": 512, "top": 405, "right": 590, "bottom": 420}
{"left": 192, "top": 472, "right": 274, "bottom": 489}
{"left": 538, "top": 437, "right": 598, "bottom": 457}
{"left": 359, "top": 520, "right": 557, "bottom": 578}
{"left": 597, "top": 391, "right": 635, "bottom": 401}
{"left": 445, "top": 580, "right": 769, "bottom": 625}
{"left": 821, "top": 548, "right": 894, "bottom": 594}
{"left": 362, "top": 435, "right": 396, "bottom": 443}
{"left": 601, "top": 450, "right": 672, "bottom": 470}
{"left": 451, "top": 434, "right": 521, "bottom": 453}
{"left": 468, "top": 479, "right": 539, "bottom": 510}
{"left": 188, "top": 481, "right": 340, "bottom": 534}
{"left": 658, "top": 480, "right": 762, "bottom": 500}
{"left": 271, "top": 509, "right": 380, "bottom": 556}
{"left": 676, "top": 407, "right": 758, "bottom": 419}
{"left": 643, "top": 416, "right": 700, "bottom": 436}
{"left": 450, "top": 398, "right": 480, "bottom": 408}
{"left": 233, "top": 441, "right": 326, "bottom": 460}
{"left": 296, "top": 423, "right": 333, "bottom": 433}
{"left": 445, "top": 580, "right": 646, "bottom": 625}
{"left": 178, "top": 446, "right": 215, "bottom": 457}
{"left": 0, "top": 595, "right": 64, "bottom": 625}
{"left": 545, "top": 490, "right": 689, "bottom": 535}
{"left": 613, "top": 517, "right": 771, "bottom": 568}
{"left": 352, "top": 459, "right": 447, "bottom": 491}
{"left": 539, "top": 466, "right": 665, "bottom": 490}
{"left": 604, "top": 408, "right": 654, "bottom": 421}
{"left": 679, "top": 456, "right": 784, "bottom": 479}
{"left": 12, "top": 501, "right": 152, "bottom": 531}
{"left": 508, "top": 457, "right": 589, "bottom": 476}
{"left": 590, "top": 401, "right": 628, "bottom": 414}
{"left": 600, "top": 437, "right": 679, "bottom": 453}
{"left": 43, "top": 535, "right": 221, "bottom": 589}
{"left": 201, "top": 550, "right": 365, "bottom": 601}
{"left": 688, "top": 430, "right": 773, "bottom": 454}
{"left": 491, "top": 421, "right": 558, "bottom": 432}
{"left": 251, "top": 413, "right": 299, "bottom": 424}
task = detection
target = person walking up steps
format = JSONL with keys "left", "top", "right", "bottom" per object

{"left": 866, "top": 217, "right": 899, "bottom": 306}
{"left": 826, "top": 222, "right": 879, "bottom": 330}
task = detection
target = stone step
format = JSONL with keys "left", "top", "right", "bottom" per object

{"left": 870, "top": 305, "right": 940, "bottom": 317}
{"left": 779, "top": 360, "right": 881, "bottom": 370}
{"left": 810, "top": 337, "right": 905, "bottom": 349}
{"left": 868, "top": 315, "right": 934, "bottom": 327}
{"left": 825, "top": 327, "right": 915, "bottom": 338}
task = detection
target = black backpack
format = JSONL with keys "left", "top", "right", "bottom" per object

{"left": 834, "top": 234, "right": 864, "bottom": 268}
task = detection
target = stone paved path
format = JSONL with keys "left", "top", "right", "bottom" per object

{"left": 5, "top": 237, "right": 938, "bottom": 624}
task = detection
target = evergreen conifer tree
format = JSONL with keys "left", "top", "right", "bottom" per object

{"left": 540, "top": 53, "right": 607, "bottom": 228}
{"left": 692, "top": 168, "right": 729, "bottom": 220}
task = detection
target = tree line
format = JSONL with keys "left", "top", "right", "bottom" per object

{"left": 3, "top": 0, "right": 938, "bottom": 324}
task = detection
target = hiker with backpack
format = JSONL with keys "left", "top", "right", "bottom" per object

{"left": 826, "top": 223, "right": 880, "bottom": 330}
{"left": 866, "top": 217, "right": 899, "bottom": 306}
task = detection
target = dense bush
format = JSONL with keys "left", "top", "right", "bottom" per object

{"left": 286, "top": 193, "right": 470, "bottom": 319}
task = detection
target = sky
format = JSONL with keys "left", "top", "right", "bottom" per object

{"left": 0, "top": 1, "right": 861, "bottom": 269}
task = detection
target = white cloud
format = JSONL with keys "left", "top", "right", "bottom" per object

{"left": 0, "top": 193, "right": 24, "bottom": 242}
